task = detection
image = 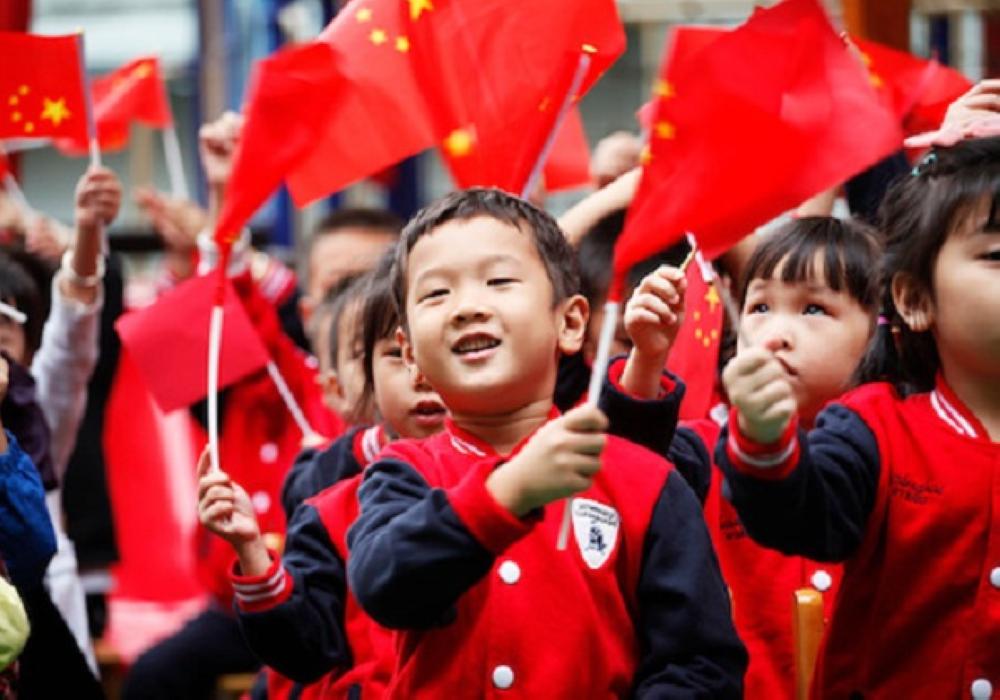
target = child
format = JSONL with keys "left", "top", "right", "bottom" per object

{"left": 198, "top": 255, "right": 447, "bottom": 699}
{"left": 717, "top": 136, "right": 1000, "bottom": 698}
{"left": 608, "top": 216, "right": 882, "bottom": 699}
{"left": 344, "top": 189, "right": 745, "bottom": 697}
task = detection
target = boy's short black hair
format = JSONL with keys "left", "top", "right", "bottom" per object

{"left": 313, "top": 208, "right": 402, "bottom": 241}
{"left": 390, "top": 188, "right": 580, "bottom": 319}
{"left": 0, "top": 250, "right": 46, "bottom": 355}
{"left": 738, "top": 216, "right": 882, "bottom": 313}
{"left": 577, "top": 208, "right": 690, "bottom": 306}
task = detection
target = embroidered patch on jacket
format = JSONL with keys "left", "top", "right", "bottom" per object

{"left": 572, "top": 498, "right": 621, "bottom": 569}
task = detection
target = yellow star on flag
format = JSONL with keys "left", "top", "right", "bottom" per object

{"left": 443, "top": 128, "right": 475, "bottom": 157}
{"left": 396, "top": 36, "right": 410, "bottom": 53}
{"left": 8, "top": 95, "right": 17, "bottom": 106}
{"left": 653, "top": 79, "right": 674, "bottom": 99}
{"left": 370, "top": 28, "right": 388, "bottom": 45}
{"left": 640, "top": 145, "right": 652, "bottom": 166}
{"left": 356, "top": 7, "right": 373, "bottom": 22}
{"left": 408, "top": 0, "right": 433, "bottom": 20}
{"left": 869, "top": 72, "right": 884, "bottom": 89}
{"left": 132, "top": 63, "right": 153, "bottom": 79}
{"left": 704, "top": 284, "right": 720, "bottom": 313}
{"left": 24, "top": 122, "right": 34, "bottom": 134}
{"left": 40, "top": 97, "right": 71, "bottom": 127}
{"left": 655, "top": 120, "right": 675, "bottom": 140}
{"left": 538, "top": 96, "right": 552, "bottom": 112}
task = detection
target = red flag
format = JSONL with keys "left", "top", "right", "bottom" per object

{"left": 214, "top": 41, "right": 342, "bottom": 247}
{"left": 115, "top": 274, "right": 270, "bottom": 413}
{"left": 541, "top": 107, "right": 592, "bottom": 192}
{"left": 0, "top": 32, "right": 89, "bottom": 143}
{"left": 288, "top": 0, "right": 623, "bottom": 204}
{"left": 666, "top": 261, "right": 725, "bottom": 421}
{"left": 612, "top": 0, "right": 901, "bottom": 296}
{"left": 56, "top": 55, "right": 173, "bottom": 155}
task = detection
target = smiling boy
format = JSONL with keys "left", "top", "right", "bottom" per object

{"left": 346, "top": 189, "right": 745, "bottom": 698}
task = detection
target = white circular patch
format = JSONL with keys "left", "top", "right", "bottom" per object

{"left": 491, "top": 665, "right": 514, "bottom": 689}
{"left": 259, "top": 442, "right": 279, "bottom": 464}
{"left": 251, "top": 491, "right": 271, "bottom": 514}
{"left": 498, "top": 560, "right": 520, "bottom": 585}
{"left": 810, "top": 569, "right": 833, "bottom": 593}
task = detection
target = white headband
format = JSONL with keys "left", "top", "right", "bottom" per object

{"left": 0, "top": 301, "right": 26, "bottom": 325}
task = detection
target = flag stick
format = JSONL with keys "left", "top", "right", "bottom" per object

{"left": 265, "top": 361, "right": 320, "bottom": 444}
{"left": 74, "top": 31, "right": 102, "bottom": 170}
{"left": 685, "top": 233, "right": 747, "bottom": 346}
{"left": 555, "top": 298, "right": 619, "bottom": 551}
{"left": 521, "top": 52, "right": 592, "bottom": 200}
{"left": 207, "top": 302, "right": 224, "bottom": 472}
{"left": 162, "top": 126, "right": 189, "bottom": 200}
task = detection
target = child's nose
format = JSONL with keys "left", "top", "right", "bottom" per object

{"left": 450, "top": 296, "right": 491, "bottom": 325}
{"left": 759, "top": 319, "right": 794, "bottom": 351}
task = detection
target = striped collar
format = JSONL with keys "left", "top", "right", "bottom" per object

{"left": 352, "top": 425, "right": 388, "bottom": 466}
{"left": 445, "top": 407, "right": 561, "bottom": 459}
{"left": 928, "top": 376, "right": 989, "bottom": 441}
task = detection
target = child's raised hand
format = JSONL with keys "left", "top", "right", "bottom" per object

{"left": 199, "top": 111, "right": 243, "bottom": 190}
{"left": 942, "top": 79, "right": 1000, "bottom": 130}
{"left": 722, "top": 340, "right": 797, "bottom": 445}
{"left": 486, "top": 404, "right": 608, "bottom": 517}
{"left": 624, "top": 265, "right": 687, "bottom": 360}
{"left": 196, "top": 449, "right": 261, "bottom": 546}
{"left": 74, "top": 167, "right": 122, "bottom": 232}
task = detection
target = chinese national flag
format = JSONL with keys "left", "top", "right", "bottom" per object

{"left": 215, "top": 41, "right": 343, "bottom": 247}
{"left": 852, "top": 37, "right": 971, "bottom": 137}
{"left": 0, "top": 32, "right": 88, "bottom": 143}
{"left": 287, "top": 0, "right": 623, "bottom": 204}
{"left": 666, "top": 260, "right": 725, "bottom": 421}
{"left": 57, "top": 55, "right": 173, "bottom": 155}
{"left": 611, "top": 0, "right": 901, "bottom": 295}
{"left": 541, "top": 106, "right": 592, "bottom": 193}
{"left": 115, "top": 274, "right": 270, "bottom": 413}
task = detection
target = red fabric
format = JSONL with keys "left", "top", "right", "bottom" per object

{"left": 726, "top": 407, "right": 800, "bottom": 480}
{"left": 810, "top": 381, "right": 999, "bottom": 698}
{"left": 114, "top": 274, "right": 270, "bottom": 413}
{"left": 376, "top": 428, "right": 669, "bottom": 698}
{"left": 0, "top": 32, "right": 89, "bottom": 142}
{"left": 55, "top": 55, "right": 173, "bottom": 155}
{"left": 612, "top": 0, "right": 901, "bottom": 295}
{"left": 541, "top": 106, "right": 592, "bottom": 192}
{"left": 606, "top": 355, "right": 678, "bottom": 400}
{"left": 689, "top": 418, "right": 842, "bottom": 700}
{"left": 289, "top": 0, "right": 623, "bottom": 204}
{"left": 215, "top": 41, "right": 343, "bottom": 247}
{"left": 665, "top": 262, "right": 725, "bottom": 421}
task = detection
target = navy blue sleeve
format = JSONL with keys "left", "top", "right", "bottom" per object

{"left": 346, "top": 459, "right": 496, "bottom": 630}
{"left": 717, "top": 403, "right": 881, "bottom": 562}
{"left": 235, "top": 504, "right": 351, "bottom": 683}
{"left": 280, "top": 431, "right": 362, "bottom": 517}
{"left": 598, "top": 368, "right": 712, "bottom": 503}
{"left": 633, "top": 470, "right": 747, "bottom": 698}
{"left": 0, "top": 432, "right": 56, "bottom": 587}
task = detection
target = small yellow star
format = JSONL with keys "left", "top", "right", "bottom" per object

{"left": 370, "top": 28, "right": 387, "bottom": 45}
{"left": 132, "top": 63, "right": 153, "bottom": 79}
{"left": 702, "top": 336, "right": 711, "bottom": 348}
{"left": 653, "top": 79, "right": 674, "bottom": 99}
{"left": 869, "top": 72, "right": 884, "bottom": 89}
{"left": 356, "top": 7, "right": 373, "bottom": 22}
{"left": 24, "top": 122, "right": 34, "bottom": 134}
{"left": 538, "top": 96, "right": 551, "bottom": 112}
{"left": 8, "top": 95, "right": 17, "bottom": 106}
{"left": 11, "top": 112, "right": 21, "bottom": 123}
{"left": 581, "top": 43, "right": 597, "bottom": 54}
{"left": 640, "top": 145, "right": 652, "bottom": 166}
{"left": 408, "top": 0, "right": 433, "bottom": 20}
{"left": 695, "top": 328, "right": 703, "bottom": 340}
{"left": 18, "top": 85, "right": 28, "bottom": 96}
{"left": 443, "top": 128, "right": 475, "bottom": 157}
{"left": 655, "top": 120, "right": 675, "bottom": 140}
{"left": 705, "top": 285, "right": 720, "bottom": 313}
{"left": 693, "top": 310, "right": 702, "bottom": 322}
{"left": 395, "top": 36, "right": 410, "bottom": 52}
{"left": 40, "top": 97, "right": 71, "bottom": 127}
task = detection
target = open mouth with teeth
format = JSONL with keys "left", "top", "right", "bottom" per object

{"left": 410, "top": 400, "right": 447, "bottom": 426}
{"left": 452, "top": 333, "right": 501, "bottom": 357}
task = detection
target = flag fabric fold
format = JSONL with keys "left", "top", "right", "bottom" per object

{"left": 611, "top": 0, "right": 902, "bottom": 298}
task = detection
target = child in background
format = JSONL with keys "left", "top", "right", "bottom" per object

{"left": 718, "top": 137, "right": 1000, "bottom": 697}
{"left": 198, "top": 252, "right": 447, "bottom": 699}
{"left": 344, "top": 189, "right": 745, "bottom": 698}
{"left": 307, "top": 274, "right": 367, "bottom": 425}
{"left": 607, "top": 216, "right": 882, "bottom": 698}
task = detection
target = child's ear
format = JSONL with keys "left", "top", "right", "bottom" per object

{"left": 556, "top": 294, "right": 589, "bottom": 356}
{"left": 320, "top": 369, "right": 347, "bottom": 413}
{"left": 396, "top": 326, "right": 417, "bottom": 369}
{"left": 891, "top": 272, "right": 934, "bottom": 332}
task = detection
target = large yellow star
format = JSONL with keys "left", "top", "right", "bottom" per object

{"left": 443, "top": 128, "right": 475, "bottom": 157}
{"left": 408, "top": 0, "right": 433, "bottom": 20}
{"left": 40, "top": 97, "right": 71, "bottom": 127}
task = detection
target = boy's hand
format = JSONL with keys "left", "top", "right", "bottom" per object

{"left": 722, "top": 341, "right": 797, "bottom": 445}
{"left": 486, "top": 405, "right": 608, "bottom": 517}
{"left": 620, "top": 265, "right": 687, "bottom": 399}
{"left": 74, "top": 167, "right": 122, "bottom": 232}
{"left": 199, "top": 111, "right": 243, "bottom": 190}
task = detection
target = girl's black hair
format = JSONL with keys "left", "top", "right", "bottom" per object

{"left": 855, "top": 136, "right": 1000, "bottom": 394}
{"left": 0, "top": 250, "right": 47, "bottom": 357}
{"left": 359, "top": 248, "right": 401, "bottom": 419}
{"left": 325, "top": 272, "right": 366, "bottom": 370}
{"left": 738, "top": 216, "right": 883, "bottom": 313}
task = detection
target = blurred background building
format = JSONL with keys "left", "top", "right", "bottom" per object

{"left": 4, "top": 0, "right": 999, "bottom": 258}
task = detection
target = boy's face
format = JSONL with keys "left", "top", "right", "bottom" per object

{"left": 371, "top": 336, "right": 446, "bottom": 439}
{"left": 738, "top": 251, "right": 871, "bottom": 424}
{"left": 401, "top": 216, "right": 587, "bottom": 415}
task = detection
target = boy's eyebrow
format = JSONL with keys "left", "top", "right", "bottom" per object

{"left": 412, "top": 254, "right": 522, "bottom": 287}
